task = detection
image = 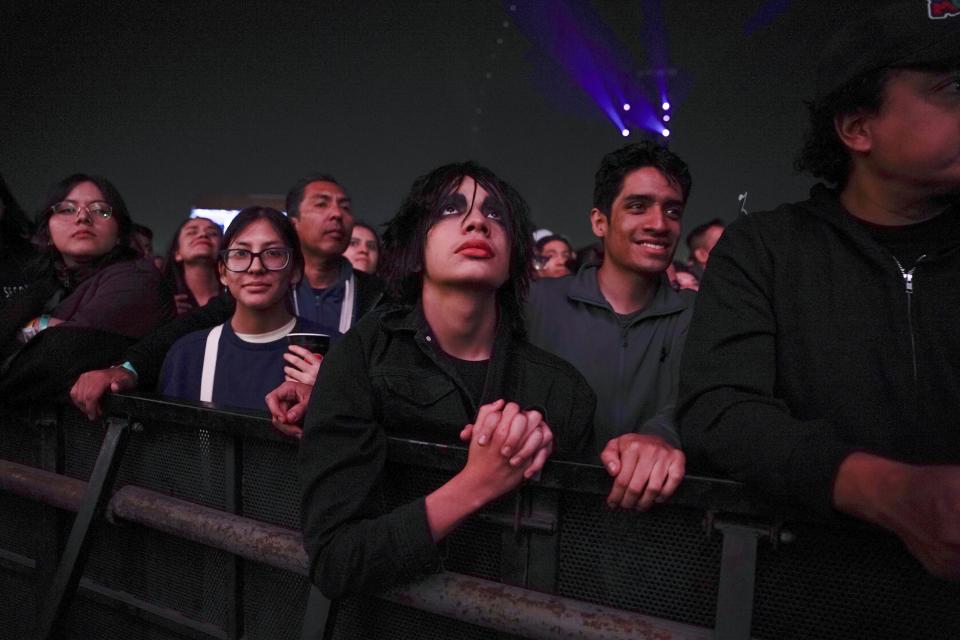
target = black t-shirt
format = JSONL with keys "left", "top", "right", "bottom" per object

{"left": 853, "top": 207, "right": 960, "bottom": 269}
{"left": 439, "top": 350, "right": 489, "bottom": 408}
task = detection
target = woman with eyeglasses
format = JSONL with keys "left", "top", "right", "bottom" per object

{"left": 158, "top": 206, "right": 324, "bottom": 411}
{"left": 0, "top": 174, "right": 173, "bottom": 400}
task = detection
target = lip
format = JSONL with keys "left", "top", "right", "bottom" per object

{"left": 242, "top": 281, "right": 272, "bottom": 291}
{"left": 456, "top": 239, "right": 494, "bottom": 258}
{"left": 324, "top": 228, "right": 345, "bottom": 239}
{"left": 71, "top": 230, "right": 96, "bottom": 239}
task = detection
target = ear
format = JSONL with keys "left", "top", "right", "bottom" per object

{"left": 290, "top": 265, "right": 303, "bottom": 286}
{"left": 589, "top": 208, "right": 608, "bottom": 240}
{"left": 289, "top": 216, "right": 300, "bottom": 230}
{"left": 693, "top": 247, "right": 709, "bottom": 265}
{"left": 218, "top": 262, "right": 228, "bottom": 287}
{"left": 834, "top": 110, "right": 874, "bottom": 154}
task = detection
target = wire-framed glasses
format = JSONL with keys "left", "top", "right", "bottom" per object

{"left": 220, "top": 247, "right": 292, "bottom": 272}
{"left": 50, "top": 202, "right": 114, "bottom": 219}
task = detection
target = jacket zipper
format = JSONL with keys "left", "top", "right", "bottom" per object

{"left": 893, "top": 255, "right": 925, "bottom": 384}
{"left": 616, "top": 327, "right": 631, "bottom": 429}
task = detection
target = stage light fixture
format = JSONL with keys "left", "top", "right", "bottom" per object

{"left": 663, "top": 114, "right": 670, "bottom": 122}
{"left": 661, "top": 128, "right": 670, "bottom": 137}
{"left": 662, "top": 101, "right": 671, "bottom": 111}
{"left": 622, "top": 103, "right": 631, "bottom": 111}
{"left": 621, "top": 128, "right": 630, "bottom": 137}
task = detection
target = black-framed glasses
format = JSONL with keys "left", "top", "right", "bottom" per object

{"left": 220, "top": 247, "right": 292, "bottom": 272}
{"left": 50, "top": 202, "right": 114, "bottom": 219}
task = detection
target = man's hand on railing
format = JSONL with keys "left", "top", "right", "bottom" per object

{"left": 265, "top": 380, "right": 313, "bottom": 439}
{"left": 459, "top": 400, "right": 555, "bottom": 480}
{"left": 601, "top": 434, "right": 686, "bottom": 511}
{"left": 70, "top": 367, "right": 138, "bottom": 421}
{"left": 833, "top": 453, "right": 960, "bottom": 580}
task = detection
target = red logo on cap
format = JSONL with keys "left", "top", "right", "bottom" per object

{"left": 929, "top": 0, "right": 960, "bottom": 18}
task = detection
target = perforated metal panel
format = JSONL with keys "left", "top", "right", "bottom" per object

{"left": 0, "top": 566, "right": 38, "bottom": 640}
{"left": 62, "top": 415, "right": 228, "bottom": 510}
{"left": 242, "top": 438, "right": 301, "bottom": 528}
{"left": 83, "top": 522, "right": 230, "bottom": 629}
{"left": 751, "top": 522, "right": 960, "bottom": 640}
{"left": 556, "top": 492, "right": 721, "bottom": 628}
{"left": 64, "top": 595, "right": 190, "bottom": 640}
{"left": 243, "top": 561, "right": 310, "bottom": 640}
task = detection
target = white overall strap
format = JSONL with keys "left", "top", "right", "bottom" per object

{"left": 199, "top": 324, "right": 224, "bottom": 403}
{"left": 292, "top": 287, "right": 301, "bottom": 317}
{"left": 338, "top": 274, "right": 355, "bottom": 334}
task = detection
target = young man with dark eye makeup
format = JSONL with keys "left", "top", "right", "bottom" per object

{"left": 299, "top": 161, "right": 594, "bottom": 599}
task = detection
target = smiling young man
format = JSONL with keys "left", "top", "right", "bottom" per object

{"left": 679, "top": 4, "right": 960, "bottom": 579}
{"left": 526, "top": 142, "right": 694, "bottom": 510}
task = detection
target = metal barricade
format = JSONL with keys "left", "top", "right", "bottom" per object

{"left": 0, "top": 394, "right": 958, "bottom": 640}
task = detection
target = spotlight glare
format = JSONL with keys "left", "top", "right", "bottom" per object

{"left": 662, "top": 101, "right": 671, "bottom": 111}
{"left": 663, "top": 114, "right": 671, "bottom": 122}
{"left": 622, "top": 103, "right": 631, "bottom": 111}
{"left": 661, "top": 128, "right": 671, "bottom": 137}
{"left": 621, "top": 128, "right": 630, "bottom": 137}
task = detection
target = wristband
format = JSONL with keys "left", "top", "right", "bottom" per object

{"left": 37, "top": 315, "right": 50, "bottom": 331}
{"left": 117, "top": 361, "right": 139, "bottom": 380}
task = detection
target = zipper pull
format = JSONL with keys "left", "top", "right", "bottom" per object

{"left": 903, "top": 271, "right": 914, "bottom": 294}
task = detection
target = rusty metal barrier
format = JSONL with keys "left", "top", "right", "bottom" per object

{"left": 1, "top": 394, "right": 958, "bottom": 640}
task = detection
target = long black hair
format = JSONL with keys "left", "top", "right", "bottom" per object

{"left": 380, "top": 161, "right": 534, "bottom": 336}
{"left": 161, "top": 216, "right": 223, "bottom": 305}
{"left": 31, "top": 173, "right": 137, "bottom": 286}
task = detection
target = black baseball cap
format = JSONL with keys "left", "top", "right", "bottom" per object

{"left": 816, "top": 1, "right": 960, "bottom": 101}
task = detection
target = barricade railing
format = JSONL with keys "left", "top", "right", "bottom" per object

{"left": 0, "top": 394, "right": 957, "bottom": 640}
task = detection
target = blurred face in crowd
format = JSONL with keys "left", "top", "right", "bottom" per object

{"left": 423, "top": 176, "right": 510, "bottom": 293}
{"left": 692, "top": 224, "right": 724, "bottom": 267}
{"left": 591, "top": 167, "right": 683, "bottom": 278}
{"left": 290, "top": 180, "right": 353, "bottom": 259}
{"left": 47, "top": 181, "right": 120, "bottom": 268}
{"left": 175, "top": 218, "right": 222, "bottom": 264}
{"left": 219, "top": 218, "right": 300, "bottom": 312}
{"left": 537, "top": 239, "right": 574, "bottom": 278}
{"left": 344, "top": 225, "right": 379, "bottom": 274}
{"left": 131, "top": 231, "right": 154, "bottom": 258}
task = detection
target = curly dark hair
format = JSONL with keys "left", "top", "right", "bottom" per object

{"left": 380, "top": 161, "right": 534, "bottom": 336}
{"left": 796, "top": 62, "right": 960, "bottom": 186}
{"left": 593, "top": 141, "right": 692, "bottom": 215}
{"left": 794, "top": 67, "right": 891, "bottom": 187}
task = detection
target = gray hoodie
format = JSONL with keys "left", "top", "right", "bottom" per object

{"left": 526, "top": 264, "right": 694, "bottom": 453}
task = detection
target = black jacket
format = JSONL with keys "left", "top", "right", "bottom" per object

{"left": 125, "top": 268, "right": 386, "bottom": 388}
{"left": 299, "top": 304, "right": 595, "bottom": 598}
{"left": 678, "top": 185, "right": 960, "bottom": 515}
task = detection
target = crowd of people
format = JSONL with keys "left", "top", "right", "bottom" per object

{"left": 0, "top": 3, "right": 957, "bottom": 630}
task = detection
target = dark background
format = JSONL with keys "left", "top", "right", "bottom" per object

{"left": 1, "top": 1, "right": 872, "bottom": 256}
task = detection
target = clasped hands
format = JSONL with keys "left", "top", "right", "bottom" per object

{"left": 458, "top": 399, "right": 555, "bottom": 491}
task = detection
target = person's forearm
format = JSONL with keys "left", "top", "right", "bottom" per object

{"left": 424, "top": 470, "right": 499, "bottom": 542}
{"left": 832, "top": 452, "right": 911, "bottom": 528}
